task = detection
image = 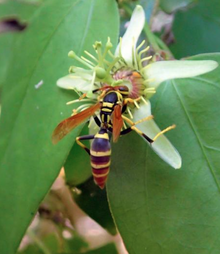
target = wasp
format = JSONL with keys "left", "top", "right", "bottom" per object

{"left": 52, "top": 85, "right": 175, "bottom": 189}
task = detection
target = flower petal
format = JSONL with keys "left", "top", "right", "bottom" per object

{"left": 132, "top": 102, "right": 182, "bottom": 169}
{"left": 115, "top": 5, "right": 145, "bottom": 65}
{"left": 145, "top": 60, "right": 218, "bottom": 89}
{"left": 57, "top": 74, "right": 93, "bottom": 93}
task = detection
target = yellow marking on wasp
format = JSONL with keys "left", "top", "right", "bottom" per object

{"left": 91, "top": 161, "right": 111, "bottom": 169}
{"left": 101, "top": 114, "right": 105, "bottom": 122}
{"left": 90, "top": 150, "right": 111, "bottom": 156}
{"left": 103, "top": 102, "right": 114, "bottom": 108}
{"left": 92, "top": 171, "right": 109, "bottom": 178}
{"left": 95, "top": 133, "right": 109, "bottom": 139}
{"left": 102, "top": 108, "right": 112, "bottom": 112}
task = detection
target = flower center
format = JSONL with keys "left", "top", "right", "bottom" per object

{"left": 113, "top": 68, "right": 145, "bottom": 99}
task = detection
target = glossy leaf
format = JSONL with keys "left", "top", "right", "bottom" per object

{"left": 0, "top": 1, "right": 39, "bottom": 21}
{"left": 59, "top": 243, "right": 118, "bottom": 254}
{"left": 0, "top": 0, "right": 119, "bottom": 253}
{"left": 108, "top": 53, "right": 220, "bottom": 253}
{"left": 0, "top": 1, "right": 39, "bottom": 88}
{"left": 65, "top": 124, "right": 92, "bottom": 186}
{"left": 83, "top": 243, "right": 118, "bottom": 254}
{"left": 171, "top": 0, "right": 220, "bottom": 58}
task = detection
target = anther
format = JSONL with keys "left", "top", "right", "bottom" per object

{"left": 68, "top": 50, "right": 76, "bottom": 58}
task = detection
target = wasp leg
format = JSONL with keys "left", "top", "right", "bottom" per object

{"left": 120, "top": 125, "right": 154, "bottom": 143}
{"left": 123, "top": 97, "right": 141, "bottom": 105}
{"left": 122, "top": 115, "right": 153, "bottom": 126}
{"left": 152, "top": 124, "right": 176, "bottom": 142}
{"left": 76, "top": 135, "right": 95, "bottom": 155}
{"left": 93, "top": 115, "right": 101, "bottom": 127}
{"left": 121, "top": 115, "right": 154, "bottom": 143}
{"left": 121, "top": 115, "right": 176, "bottom": 143}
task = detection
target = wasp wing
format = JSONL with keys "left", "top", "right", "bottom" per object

{"left": 52, "top": 103, "right": 101, "bottom": 144}
{"left": 112, "top": 104, "right": 123, "bottom": 143}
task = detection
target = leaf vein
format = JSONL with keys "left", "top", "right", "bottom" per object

{"left": 172, "top": 80, "right": 220, "bottom": 193}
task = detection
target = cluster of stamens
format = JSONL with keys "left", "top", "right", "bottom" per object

{"left": 65, "top": 38, "right": 156, "bottom": 119}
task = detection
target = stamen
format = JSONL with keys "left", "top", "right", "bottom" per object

{"left": 93, "top": 41, "right": 104, "bottom": 66}
{"left": 107, "top": 57, "right": 120, "bottom": 73}
{"left": 68, "top": 51, "right": 93, "bottom": 69}
{"left": 123, "top": 121, "right": 127, "bottom": 129}
{"left": 127, "top": 107, "right": 133, "bottom": 119}
{"left": 66, "top": 98, "right": 95, "bottom": 105}
{"left": 141, "top": 96, "right": 148, "bottom": 104}
{"left": 141, "top": 56, "right": 152, "bottom": 63}
{"left": 88, "top": 118, "right": 93, "bottom": 128}
{"left": 108, "top": 50, "right": 115, "bottom": 59}
{"left": 119, "top": 37, "right": 123, "bottom": 57}
{"left": 84, "top": 50, "right": 98, "bottom": 62}
{"left": 102, "top": 37, "right": 113, "bottom": 60}
{"left": 81, "top": 56, "right": 95, "bottom": 66}
{"left": 76, "top": 103, "right": 94, "bottom": 112}
{"left": 136, "top": 40, "right": 146, "bottom": 53}
{"left": 138, "top": 46, "right": 150, "bottom": 59}
{"left": 133, "top": 100, "right": 139, "bottom": 108}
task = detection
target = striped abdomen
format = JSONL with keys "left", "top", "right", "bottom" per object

{"left": 90, "top": 132, "right": 111, "bottom": 189}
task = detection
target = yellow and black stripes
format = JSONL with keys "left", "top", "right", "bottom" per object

{"left": 90, "top": 129, "right": 111, "bottom": 189}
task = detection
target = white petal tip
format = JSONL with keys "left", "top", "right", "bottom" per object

{"left": 136, "top": 5, "right": 143, "bottom": 11}
{"left": 145, "top": 60, "right": 219, "bottom": 89}
{"left": 174, "top": 160, "right": 182, "bottom": 169}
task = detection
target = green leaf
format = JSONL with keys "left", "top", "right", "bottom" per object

{"left": 171, "top": 0, "right": 220, "bottom": 58}
{"left": 73, "top": 178, "right": 116, "bottom": 235}
{"left": 65, "top": 124, "right": 92, "bottom": 186}
{"left": 0, "top": 1, "right": 39, "bottom": 89}
{"left": 0, "top": 0, "right": 119, "bottom": 253}
{"left": 160, "top": 0, "right": 196, "bottom": 13}
{"left": 0, "top": 1, "right": 39, "bottom": 21}
{"left": 58, "top": 243, "right": 118, "bottom": 254}
{"left": 0, "top": 33, "right": 14, "bottom": 88}
{"left": 108, "top": 53, "right": 220, "bottom": 253}
{"left": 82, "top": 243, "right": 118, "bottom": 254}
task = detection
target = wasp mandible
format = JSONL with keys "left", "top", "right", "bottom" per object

{"left": 52, "top": 85, "right": 175, "bottom": 189}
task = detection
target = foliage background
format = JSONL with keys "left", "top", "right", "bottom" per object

{"left": 0, "top": 0, "right": 220, "bottom": 254}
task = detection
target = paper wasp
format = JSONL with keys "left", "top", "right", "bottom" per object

{"left": 52, "top": 85, "right": 175, "bottom": 189}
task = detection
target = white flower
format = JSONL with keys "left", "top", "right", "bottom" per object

{"left": 113, "top": 5, "right": 218, "bottom": 169}
{"left": 56, "top": 5, "right": 218, "bottom": 169}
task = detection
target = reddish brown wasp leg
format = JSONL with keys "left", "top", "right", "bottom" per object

{"left": 76, "top": 135, "right": 95, "bottom": 155}
{"left": 152, "top": 124, "right": 176, "bottom": 142}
